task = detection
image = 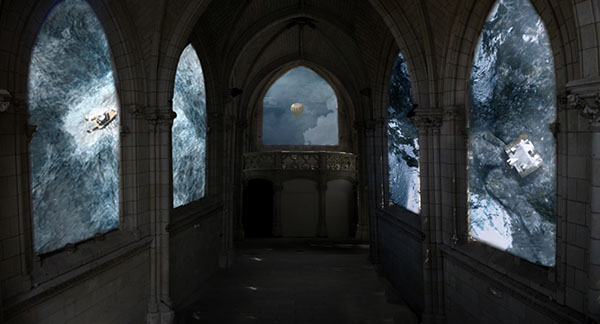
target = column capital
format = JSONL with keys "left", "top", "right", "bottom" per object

{"left": 567, "top": 93, "right": 600, "bottom": 127}
{"left": 0, "top": 89, "right": 13, "bottom": 112}
{"left": 26, "top": 124, "right": 37, "bottom": 143}
{"left": 442, "top": 106, "right": 461, "bottom": 120}
{"left": 146, "top": 109, "right": 177, "bottom": 132}
{"left": 125, "top": 104, "right": 146, "bottom": 119}
{"left": 410, "top": 109, "right": 444, "bottom": 131}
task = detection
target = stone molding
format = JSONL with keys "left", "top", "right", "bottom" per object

{"left": 410, "top": 109, "right": 444, "bottom": 130}
{"left": 242, "top": 151, "right": 358, "bottom": 184}
{"left": 146, "top": 109, "right": 177, "bottom": 132}
{"left": 0, "top": 89, "right": 12, "bottom": 112}
{"left": 4, "top": 237, "right": 152, "bottom": 320}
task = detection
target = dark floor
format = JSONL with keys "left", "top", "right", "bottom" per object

{"left": 176, "top": 238, "right": 416, "bottom": 324}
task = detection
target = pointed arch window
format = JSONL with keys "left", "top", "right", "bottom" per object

{"left": 29, "top": 0, "right": 119, "bottom": 254}
{"left": 262, "top": 66, "right": 339, "bottom": 146}
{"left": 172, "top": 44, "right": 207, "bottom": 207}
{"left": 387, "top": 53, "right": 420, "bottom": 214}
{"left": 468, "top": 0, "right": 556, "bottom": 266}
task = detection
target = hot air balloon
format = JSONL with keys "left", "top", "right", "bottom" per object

{"left": 290, "top": 103, "right": 304, "bottom": 118}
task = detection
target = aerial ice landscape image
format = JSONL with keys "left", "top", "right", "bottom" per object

{"left": 387, "top": 53, "right": 420, "bottom": 214}
{"left": 468, "top": 0, "right": 556, "bottom": 266}
{"left": 262, "top": 66, "right": 338, "bottom": 146}
{"left": 172, "top": 44, "right": 206, "bottom": 207}
{"left": 29, "top": 0, "right": 119, "bottom": 254}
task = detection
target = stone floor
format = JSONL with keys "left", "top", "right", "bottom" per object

{"left": 175, "top": 238, "right": 417, "bottom": 324}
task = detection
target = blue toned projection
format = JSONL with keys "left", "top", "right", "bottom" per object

{"left": 468, "top": 0, "right": 556, "bottom": 266}
{"left": 29, "top": 0, "right": 119, "bottom": 254}
{"left": 388, "top": 54, "right": 420, "bottom": 214}
{"left": 172, "top": 44, "right": 206, "bottom": 207}
{"left": 262, "top": 66, "right": 338, "bottom": 146}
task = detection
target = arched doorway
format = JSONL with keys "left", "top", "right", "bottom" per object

{"left": 243, "top": 179, "right": 275, "bottom": 237}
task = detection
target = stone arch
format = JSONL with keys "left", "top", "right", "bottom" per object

{"left": 462, "top": 0, "right": 561, "bottom": 267}
{"left": 366, "top": 0, "right": 432, "bottom": 110}
{"left": 0, "top": 0, "right": 147, "bottom": 270}
{"left": 243, "top": 59, "right": 358, "bottom": 152}
{"left": 2, "top": 0, "right": 145, "bottom": 106}
{"left": 154, "top": 0, "right": 213, "bottom": 110}
{"left": 224, "top": 10, "right": 368, "bottom": 89}
{"left": 442, "top": 0, "right": 577, "bottom": 108}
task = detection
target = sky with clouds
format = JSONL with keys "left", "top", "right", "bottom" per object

{"left": 262, "top": 66, "right": 338, "bottom": 145}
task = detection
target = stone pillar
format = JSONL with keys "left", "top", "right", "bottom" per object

{"left": 412, "top": 109, "right": 445, "bottom": 324}
{"left": 317, "top": 181, "right": 328, "bottom": 237}
{"left": 273, "top": 183, "right": 283, "bottom": 236}
{"left": 364, "top": 119, "right": 379, "bottom": 260}
{"left": 146, "top": 109, "right": 176, "bottom": 324}
{"left": 233, "top": 119, "right": 248, "bottom": 241}
{"left": 235, "top": 179, "right": 247, "bottom": 241}
{"left": 220, "top": 114, "right": 235, "bottom": 268}
{"left": 581, "top": 96, "right": 600, "bottom": 321}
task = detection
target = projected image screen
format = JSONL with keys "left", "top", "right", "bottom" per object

{"left": 29, "top": 0, "right": 119, "bottom": 254}
{"left": 262, "top": 66, "right": 338, "bottom": 146}
{"left": 387, "top": 53, "right": 420, "bottom": 214}
{"left": 468, "top": 0, "right": 556, "bottom": 266}
{"left": 172, "top": 44, "right": 207, "bottom": 208}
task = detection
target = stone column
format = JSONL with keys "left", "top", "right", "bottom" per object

{"left": 364, "top": 119, "right": 379, "bottom": 260}
{"left": 220, "top": 114, "right": 235, "bottom": 268}
{"left": 235, "top": 180, "right": 247, "bottom": 241}
{"left": 411, "top": 109, "right": 445, "bottom": 324}
{"left": 354, "top": 121, "right": 369, "bottom": 241}
{"left": 273, "top": 183, "right": 283, "bottom": 236}
{"left": 146, "top": 109, "right": 176, "bottom": 324}
{"left": 317, "top": 181, "right": 328, "bottom": 237}
{"left": 581, "top": 95, "right": 600, "bottom": 321}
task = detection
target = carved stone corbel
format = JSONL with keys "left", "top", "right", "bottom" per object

{"left": 0, "top": 89, "right": 12, "bottom": 112}
{"left": 126, "top": 104, "right": 146, "bottom": 119}
{"left": 26, "top": 124, "right": 38, "bottom": 143}
{"left": 567, "top": 93, "right": 600, "bottom": 126}
{"left": 410, "top": 109, "right": 444, "bottom": 131}
{"left": 146, "top": 109, "right": 177, "bottom": 132}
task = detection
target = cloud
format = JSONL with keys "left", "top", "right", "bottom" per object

{"left": 303, "top": 110, "right": 339, "bottom": 145}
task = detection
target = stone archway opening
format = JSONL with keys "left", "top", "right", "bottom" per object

{"left": 243, "top": 178, "right": 275, "bottom": 237}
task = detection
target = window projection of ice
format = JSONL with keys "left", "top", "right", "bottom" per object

{"left": 262, "top": 66, "right": 339, "bottom": 146}
{"left": 468, "top": 0, "right": 556, "bottom": 266}
{"left": 387, "top": 53, "right": 420, "bottom": 214}
{"left": 29, "top": 0, "right": 119, "bottom": 254}
{"left": 172, "top": 44, "right": 206, "bottom": 207}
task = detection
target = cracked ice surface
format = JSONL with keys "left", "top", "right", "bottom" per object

{"left": 388, "top": 53, "right": 420, "bottom": 214}
{"left": 468, "top": 0, "right": 556, "bottom": 266}
{"left": 172, "top": 45, "right": 206, "bottom": 208}
{"left": 29, "top": 0, "right": 119, "bottom": 254}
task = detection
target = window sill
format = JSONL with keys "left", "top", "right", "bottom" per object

{"left": 6, "top": 234, "right": 151, "bottom": 318}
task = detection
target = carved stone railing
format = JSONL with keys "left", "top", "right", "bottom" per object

{"left": 243, "top": 151, "right": 357, "bottom": 183}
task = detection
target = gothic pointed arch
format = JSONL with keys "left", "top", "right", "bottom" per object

{"left": 28, "top": 0, "right": 120, "bottom": 254}
{"left": 261, "top": 66, "right": 339, "bottom": 147}
{"left": 387, "top": 52, "right": 420, "bottom": 214}
{"left": 172, "top": 44, "right": 207, "bottom": 208}
{"left": 468, "top": 0, "right": 557, "bottom": 266}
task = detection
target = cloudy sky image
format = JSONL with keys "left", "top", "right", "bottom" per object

{"left": 262, "top": 66, "right": 339, "bottom": 145}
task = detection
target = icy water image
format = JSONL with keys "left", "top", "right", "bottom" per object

{"left": 468, "top": 0, "right": 556, "bottom": 266}
{"left": 29, "top": 0, "right": 119, "bottom": 254}
{"left": 262, "top": 67, "right": 338, "bottom": 146}
{"left": 387, "top": 53, "right": 420, "bottom": 214}
{"left": 172, "top": 44, "right": 206, "bottom": 207}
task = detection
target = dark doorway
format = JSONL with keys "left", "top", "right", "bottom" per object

{"left": 243, "top": 179, "right": 274, "bottom": 237}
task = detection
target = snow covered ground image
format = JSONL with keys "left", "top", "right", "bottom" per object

{"left": 468, "top": 0, "right": 556, "bottom": 266}
{"left": 387, "top": 53, "right": 420, "bottom": 214}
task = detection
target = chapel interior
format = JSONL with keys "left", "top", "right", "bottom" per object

{"left": 1, "top": 0, "right": 600, "bottom": 323}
